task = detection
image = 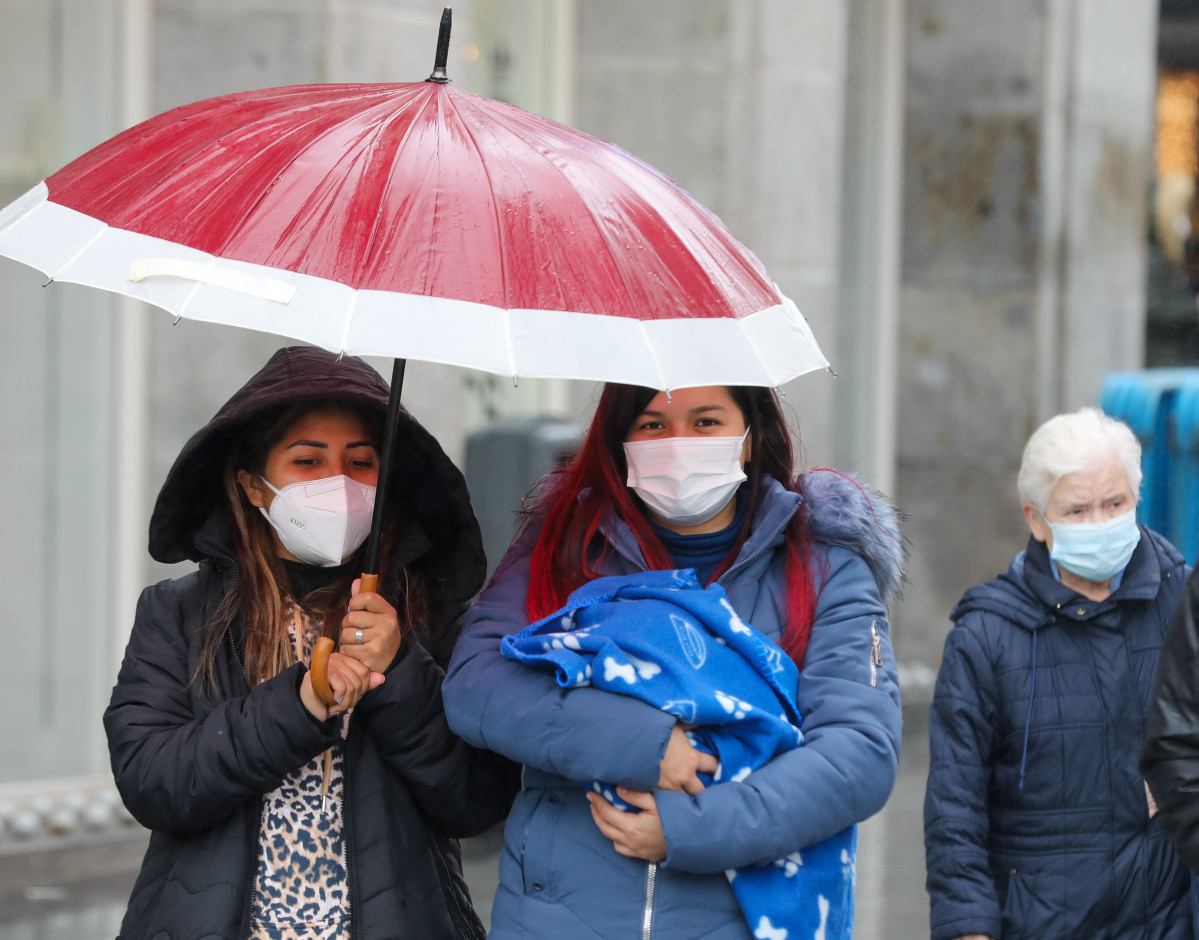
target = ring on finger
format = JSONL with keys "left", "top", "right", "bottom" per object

{"left": 354, "top": 628, "right": 364, "bottom": 645}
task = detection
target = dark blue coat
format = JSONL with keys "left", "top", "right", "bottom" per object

{"left": 924, "top": 528, "right": 1191, "bottom": 940}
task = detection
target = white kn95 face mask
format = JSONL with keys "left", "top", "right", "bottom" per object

{"left": 259, "top": 474, "right": 376, "bottom": 567}
{"left": 623, "top": 430, "right": 749, "bottom": 527}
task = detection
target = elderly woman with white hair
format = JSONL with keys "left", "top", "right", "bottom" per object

{"left": 924, "top": 406, "right": 1192, "bottom": 940}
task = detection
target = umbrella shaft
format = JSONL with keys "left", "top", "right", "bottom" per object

{"left": 363, "top": 358, "right": 408, "bottom": 583}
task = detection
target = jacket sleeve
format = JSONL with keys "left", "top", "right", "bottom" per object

{"left": 104, "top": 579, "right": 342, "bottom": 833}
{"left": 353, "top": 630, "right": 521, "bottom": 839}
{"left": 442, "top": 525, "right": 678, "bottom": 790}
{"left": 922, "top": 614, "right": 1003, "bottom": 940}
{"left": 1142, "top": 566, "right": 1199, "bottom": 874}
{"left": 654, "top": 547, "right": 902, "bottom": 873}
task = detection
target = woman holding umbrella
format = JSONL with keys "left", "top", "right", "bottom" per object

{"left": 104, "top": 345, "right": 519, "bottom": 940}
{"left": 442, "top": 382, "right": 904, "bottom": 939}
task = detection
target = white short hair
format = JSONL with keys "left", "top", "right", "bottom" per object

{"left": 1017, "top": 407, "right": 1142, "bottom": 513}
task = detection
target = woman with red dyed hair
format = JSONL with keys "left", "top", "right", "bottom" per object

{"left": 443, "top": 383, "right": 904, "bottom": 940}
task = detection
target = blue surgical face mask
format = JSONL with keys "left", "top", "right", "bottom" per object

{"left": 1048, "top": 509, "right": 1141, "bottom": 582}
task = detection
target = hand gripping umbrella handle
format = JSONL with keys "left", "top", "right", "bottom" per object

{"left": 308, "top": 573, "right": 380, "bottom": 707}
{"left": 312, "top": 355, "right": 401, "bottom": 707}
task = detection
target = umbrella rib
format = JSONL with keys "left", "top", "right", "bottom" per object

{"left": 51, "top": 225, "right": 108, "bottom": 279}
{"left": 174, "top": 275, "right": 205, "bottom": 319}
{"left": 444, "top": 94, "right": 513, "bottom": 315}
{"left": 337, "top": 290, "right": 359, "bottom": 355}
{"left": 739, "top": 305, "right": 789, "bottom": 389}
{"left": 452, "top": 96, "right": 679, "bottom": 346}
{"left": 359, "top": 88, "right": 438, "bottom": 286}
{"left": 503, "top": 308, "right": 519, "bottom": 377}
{"left": 635, "top": 319, "right": 670, "bottom": 391}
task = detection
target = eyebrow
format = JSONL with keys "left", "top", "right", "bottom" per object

{"left": 286, "top": 439, "right": 375, "bottom": 449}
{"left": 638, "top": 404, "right": 730, "bottom": 419}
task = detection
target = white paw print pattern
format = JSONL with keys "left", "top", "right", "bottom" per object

{"left": 715, "top": 690, "right": 753, "bottom": 719}
{"left": 590, "top": 781, "right": 618, "bottom": 804}
{"left": 540, "top": 632, "right": 584, "bottom": 652}
{"left": 773, "top": 851, "right": 803, "bottom": 877}
{"left": 753, "top": 915, "right": 788, "bottom": 940}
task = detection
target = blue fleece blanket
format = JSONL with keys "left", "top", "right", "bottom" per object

{"left": 502, "top": 569, "right": 855, "bottom": 940}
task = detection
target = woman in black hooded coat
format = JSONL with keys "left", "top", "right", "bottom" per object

{"left": 104, "top": 346, "right": 518, "bottom": 940}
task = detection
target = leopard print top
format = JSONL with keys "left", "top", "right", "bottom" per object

{"left": 249, "top": 606, "right": 351, "bottom": 940}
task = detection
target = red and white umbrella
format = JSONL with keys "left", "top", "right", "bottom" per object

{"left": 0, "top": 11, "right": 827, "bottom": 694}
{"left": 0, "top": 53, "right": 824, "bottom": 393}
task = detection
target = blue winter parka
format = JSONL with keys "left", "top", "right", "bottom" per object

{"left": 442, "top": 470, "right": 904, "bottom": 940}
{"left": 924, "top": 528, "right": 1191, "bottom": 940}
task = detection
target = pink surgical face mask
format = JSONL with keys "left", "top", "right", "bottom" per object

{"left": 259, "top": 474, "right": 376, "bottom": 567}
{"left": 622, "top": 430, "right": 749, "bottom": 527}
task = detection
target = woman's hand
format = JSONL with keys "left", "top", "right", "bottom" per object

{"left": 340, "top": 578, "right": 403, "bottom": 675}
{"left": 300, "top": 651, "right": 384, "bottom": 720}
{"left": 587, "top": 787, "right": 667, "bottom": 862}
{"left": 658, "top": 724, "right": 719, "bottom": 794}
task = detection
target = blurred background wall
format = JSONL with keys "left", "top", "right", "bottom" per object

{"left": 0, "top": 0, "right": 1195, "bottom": 872}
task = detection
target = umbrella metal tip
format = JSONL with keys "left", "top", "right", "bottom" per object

{"left": 428, "top": 6, "right": 453, "bottom": 83}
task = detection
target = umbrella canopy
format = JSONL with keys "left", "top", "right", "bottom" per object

{"left": 0, "top": 81, "right": 826, "bottom": 391}
{"left": 0, "top": 10, "right": 830, "bottom": 701}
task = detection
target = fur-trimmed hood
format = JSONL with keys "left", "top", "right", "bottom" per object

{"left": 801, "top": 468, "right": 906, "bottom": 605}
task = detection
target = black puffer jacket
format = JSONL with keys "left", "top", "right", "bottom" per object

{"left": 1143, "top": 566, "right": 1199, "bottom": 875}
{"left": 104, "top": 346, "right": 520, "bottom": 940}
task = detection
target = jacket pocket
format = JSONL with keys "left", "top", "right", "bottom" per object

{"left": 999, "top": 860, "right": 1075, "bottom": 939}
{"left": 1000, "top": 868, "right": 1031, "bottom": 939}
{"left": 511, "top": 788, "right": 564, "bottom": 899}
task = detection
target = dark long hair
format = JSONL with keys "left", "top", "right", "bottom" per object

{"left": 523, "top": 384, "right": 820, "bottom": 665}
{"left": 194, "top": 399, "right": 427, "bottom": 688}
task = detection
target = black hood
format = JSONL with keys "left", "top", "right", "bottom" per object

{"left": 149, "top": 346, "right": 486, "bottom": 622}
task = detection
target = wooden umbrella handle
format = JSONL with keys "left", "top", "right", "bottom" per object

{"left": 309, "top": 572, "right": 380, "bottom": 707}
{"left": 309, "top": 637, "right": 337, "bottom": 707}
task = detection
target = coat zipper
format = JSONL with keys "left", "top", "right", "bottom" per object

{"left": 342, "top": 732, "right": 357, "bottom": 940}
{"left": 869, "top": 618, "right": 882, "bottom": 687}
{"left": 604, "top": 503, "right": 795, "bottom": 940}
{"left": 714, "top": 505, "right": 800, "bottom": 586}
{"left": 227, "top": 627, "right": 265, "bottom": 940}
{"left": 594, "top": 527, "right": 660, "bottom": 940}
{"left": 240, "top": 810, "right": 267, "bottom": 939}
{"left": 641, "top": 862, "right": 657, "bottom": 940}
{"left": 600, "top": 522, "right": 652, "bottom": 573}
